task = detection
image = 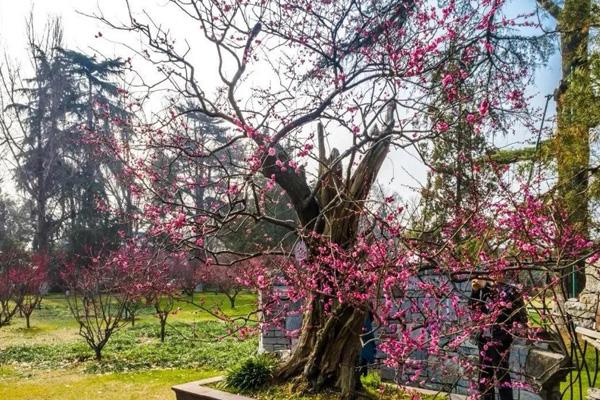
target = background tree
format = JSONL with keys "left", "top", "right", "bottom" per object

{"left": 0, "top": 17, "right": 76, "bottom": 254}
{"left": 536, "top": 0, "right": 595, "bottom": 296}
{"left": 141, "top": 251, "right": 182, "bottom": 343}
{"left": 14, "top": 253, "right": 48, "bottom": 329}
{"left": 0, "top": 248, "right": 27, "bottom": 328}
{"left": 0, "top": 17, "right": 133, "bottom": 263}
{"left": 55, "top": 49, "right": 129, "bottom": 255}
{"left": 0, "top": 190, "right": 30, "bottom": 251}
{"left": 199, "top": 260, "right": 252, "bottom": 309}
{"left": 418, "top": 44, "right": 496, "bottom": 237}
{"left": 61, "top": 250, "right": 131, "bottom": 360}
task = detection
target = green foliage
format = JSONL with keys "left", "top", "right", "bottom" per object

{"left": 0, "top": 342, "right": 92, "bottom": 368}
{"left": 0, "top": 293, "right": 258, "bottom": 374}
{"left": 488, "top": 140, "right": 553, "bottom": 166}
{"left": 224, "top": 354, "right": 277, "bottom": 391}
{"left": 0, "top": 320, "right": 257, "bottom": 373}
{"left": 360, "top": 371, "right": 382, "bottom": 390}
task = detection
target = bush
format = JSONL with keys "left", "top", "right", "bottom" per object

{"left": 224, "top": 354, "right": 276, "bottom": 391}
{"left": 360, "top": 371, "right": 382, "bottom": 390}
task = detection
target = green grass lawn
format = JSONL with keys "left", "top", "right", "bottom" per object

{"left": 527, "top": 304, "right": 600, "bottom": 399}
{"left": 0, "top": 291, "right": 258, "bottom": 400}
{"left": 560, "top": 345, "right": 600, "bottom": 399}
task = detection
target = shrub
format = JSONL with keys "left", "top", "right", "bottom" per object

{"left": 360, "top": 371, "right": 382, "bottom": 390}
{"left": 224, "top": 354, "right": 276, "bottom": 391}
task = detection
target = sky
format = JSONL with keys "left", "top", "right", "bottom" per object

{"left": 0, "top": 0, "right": 563, "bottom": 204}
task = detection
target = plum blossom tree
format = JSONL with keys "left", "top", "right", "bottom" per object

{"left": 14, "top": 253, "right": 49, "bottom": 329}
{"left": 89, "top": 0, "right": 598, "bottom": 397}
{"left": 141, "top": 250, "right": 184, "bottom": 343}
{"left": 199, "top": 259, "right": 255, "bottom": 309}
{"left": 0, "top": 248, "right": 27, "bottom": 328}
{"left": 114, "top": 241, "right": 187, "bottom": 342}
{"left": 61, "top": 249, "right": 131, "bottom": 360}
{"left": 171, "top": 257, "right": 203, "bottom": 304}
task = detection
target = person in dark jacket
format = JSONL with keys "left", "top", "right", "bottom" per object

{"left": 469, "top": 276, "right": 527, "bottom": 400}
{"left": 359, "top": 310, "right": 377, "bottom": 377}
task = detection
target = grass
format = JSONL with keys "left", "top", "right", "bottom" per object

{"left": 0, "top": 367, "right": 219, "bottom": 400}
{"left": 0, "top": 291, "right": 258, "bottom": 400}
{"left": 0, "top": 291, "right": 257, "bottom": 346}
{"left": 561, "top": 344, "right": 600, "bottom": 399}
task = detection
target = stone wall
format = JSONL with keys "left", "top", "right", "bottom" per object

{"left": 258, "top": 286, "right": 301, "bottom": 354}
{"left": 564, "top": 269, "right": 600, "bottom": 329}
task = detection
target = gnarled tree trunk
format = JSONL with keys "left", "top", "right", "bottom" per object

{"left": 272, "top": 108, "right": 394, "bottom": 399}
{"left": 277, "top": 301, "right": 366, "bottom": 399}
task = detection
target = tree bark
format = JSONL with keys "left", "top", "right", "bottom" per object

{"left": 274, "top": 110, "right": 394, "bottom": 398}
{"left": 159, "top": 315, "right": 167, "bottom": 342}
{"left": 553, "top": 0, "right": 591, "bottom": 297}
{"left": 278, "top": 303, "right": 366, "bottom": 399}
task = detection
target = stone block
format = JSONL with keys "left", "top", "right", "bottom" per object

{"left": 589, "top": 387, "right": 600, "bottom": 400}
{"left": 262, "top": 337, "right": 290, "bottom": 346}
{"left": 262, "top": 329, "right": 285, "bottom": 338}
{"left": 524, "top": 347, "right": 569, "bottom": 386}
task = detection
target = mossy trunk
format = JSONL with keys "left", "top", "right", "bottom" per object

{"left": 554, "top": 0, "right": 591, "bottom": 297}
{"left": 160, "top": 316, "right": 167, "bottom": 342}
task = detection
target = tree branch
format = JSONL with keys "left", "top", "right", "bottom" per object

{"left": 536, "top": 0, "right": 562, "bottom": 20}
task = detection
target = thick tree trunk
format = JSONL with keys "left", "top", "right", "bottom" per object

{"left": 272, "top": 111, "right": 394, "bottom": 398}
{"left": 554, "top": 0, "right": 591, "bottom": 297}
{"left": 276, "top": 299, "right": 367, "bottom": 399}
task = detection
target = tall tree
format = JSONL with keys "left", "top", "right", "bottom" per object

{"left": 419, "top": 47, "right": 492, "bottom": 237}
{"left": 0, "top": 17, "right": 76, "bottom": 253}
{"left": 537, "top": 0, "right": 593, "bottom": 296}
{"left": 55, "top": 49, "right": 128, "bottom": 254}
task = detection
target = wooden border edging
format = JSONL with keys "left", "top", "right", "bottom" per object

{"left": 173, "top": 377, "right": 468, "bottom": 400}
{"left": 172, "top": 376, "right": 256, "bottom": 400}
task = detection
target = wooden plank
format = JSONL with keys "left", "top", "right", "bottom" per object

{"left": 580, "top": 335, "right": 600, "bottom": 351}
{"left": 575, "top": 326, "right": 600, "bottom": 340}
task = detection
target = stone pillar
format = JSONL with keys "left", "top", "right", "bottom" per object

{"left": 565, "top": 262, "right": 600, "bottom": 328}
{"left": 258, "top": 286, "right": 300, "bottom": 355}
{"left": 589, "top": 387, "right": 600, "bottom": 400}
